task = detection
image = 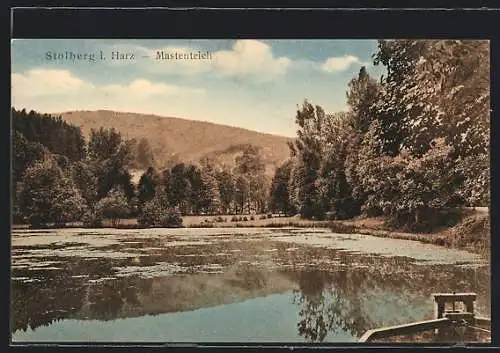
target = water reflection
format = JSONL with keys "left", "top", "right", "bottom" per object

{"left": 292, "top": 265, "right": 489, "bottom": 342}
{"left": 11, "top": 229, "right": 490, "bottom": 343}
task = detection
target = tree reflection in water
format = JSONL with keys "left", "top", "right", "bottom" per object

{"left": 11, "top": 258, "right": 154, "bottom": 333}
{"left": 291, "top": 259, "right": 490, "bottom": 343}
{"left": 11, "top": 237, "right": 490, "bottom": 343}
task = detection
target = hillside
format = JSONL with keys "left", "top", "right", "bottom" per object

{"left": 59, "top": 110, "right": 293, "bottom": 176}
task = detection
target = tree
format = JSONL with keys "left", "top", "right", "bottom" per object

{"left": 137, "top": 167, "right": 159, "bottom": 208}
{"left": 71, "top": 160, "right": 98, "bottom": 207}
{"left": 372, "top": 40, "right": 428, "bottom": 156}
{"left": 18, "top": 158, "right": 87, "bottom": 226}
{"left": 234, "top": 175, "right": 250, "bottom": 214}
{"left": 138, "top": 192, "right": 183, "bottom": 228}
{"left": 287, "top": 101, "right": 325, "bottom": 219}
{"left": 200, "top": 158, "right": 221, "bottom": 214}
{"left": 216, "top": 166, "right": 236, "bottom": 214}
{"left": 135, "top": 137, "right": 155, "bottom": 169}
{"left": 12, "top": 131, "right": 49, "bottom": 183}
{"left": 95, "top": 187, "right": 130, "bottom": 226}
{"left": 234, "top": 145, "right": 268, "bottom": 213}
{"left": 88, "top": 127, "right": 135, "bottom": 200}
{"left": 12, "top": 108, "right": 86, "bottom": 162}
{"left": 167, "top": 163, "right": 192, "bottom": 214}
{"left": 269, "top": 160, "right": 296, "bottom": 216}
{"left": 370, "top": 40, "right": 489, "bottom": 219}
{"left": 346, "top": 66, "right": 381, "bottom": 137}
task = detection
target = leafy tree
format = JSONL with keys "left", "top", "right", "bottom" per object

{"left": 287, "top": 101, "right": 325, "bottom": 219}
{"left": 167, "top": 163, "right": 192, "bottom": 214}
{"left": 234, "top": 175, "right": 250, "bottom": 214}
{"left": 372, "top": 40, "right": 428, "bottom": 156}
{"left": 71, "top": 160, "right": 98, "bottom": 207}
{"left": 200, "top": 158, "right": 221, "bottom": 214}
{"left": 138, "top": 191, "right": 183, "bottom": 227}
{"left": 234, "top": 145, "right": 268, "bottom": 213}
{"left": 135, "top": 137, "right": 156, "bottom": 169}
{"left": 137, "top": 167, "right": 159, "bottom": 207}
{"left": 18, "top": 158, "right": 87, "bottom": 226}
{"left": 88, "top": 127, "right": 135, "bottom": 200}
{"left": 95, "top": 187, "right": 130, "bottom": 226}
{"left": 12, "top": 108, "right": 86, "bottom": 162}
{"left": 346, "top": 66, "right": 381, "bottom": 137}
{"left": 315, "top": 112, "right": 358, "bottom": 219}
{"left": 12, "top": 131, "right": 50, "bottom": 183}
{"left": 216, "top": 166, "right": 236, "bottom": 214}
{"left": 269, "top": 160, "right": 296, "bottom": 216}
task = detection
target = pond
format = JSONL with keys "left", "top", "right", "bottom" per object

{"left": 10, "top": 227, "right": 490, "bottom": 343}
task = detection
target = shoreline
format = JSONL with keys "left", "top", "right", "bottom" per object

{"left": 11, "top": 212, "right": 490, "bottom": 257}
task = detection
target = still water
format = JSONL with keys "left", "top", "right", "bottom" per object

{"left": 11, "top": 227, "right": 490, "bottom": 343}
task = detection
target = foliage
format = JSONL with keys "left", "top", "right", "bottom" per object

{"left": 199, "top": 158, "right": 222, "bottom": 215}
{"left": 87, "top": 127, "right": 136, "bottom": 200}
{"left": 137, "top": 166, "right": 159, "bottom": 207}
{"left": 284, "top": 40, "right": 489, "bottom": 229}
{"left": 134, "top": 137, "right": 156, "bottom": 169}
{"left": 12, "top": 131, "right": 50, "bottom": 184}
{"left": 234, "top": 145, "right": 268, "bottom": 214}
{"left": 269, "top": 160, "right": 296, "bottom": 216}
{"left": 12, "top": 108, "right": 86, "bottom": 162}
{"left": 95, "top": 187, "right": 130, "bottom": 226}
{"left": 138, "top": 192, "right": 183, "bottom": 227}
{"left": 71, "top": 161, "right": 98, "bottom": 207}
{"left": 82, "top": 210, "right": 103, "bottom": 228}
{"left": 216, "top": 166, "right": 236, "bottom": 214}
{"left": 288, "top": 102, "right": 325, "bottom": 219}
{"left": 18, "top": 158, "right": 87, "bottom": 226}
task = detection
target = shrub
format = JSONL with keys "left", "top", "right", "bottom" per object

{"left": 330, "top": 222, "right": 356, "bottom": 234}
{"left": 242, "top": 216, "right": 248, "bottom": 221}
{"left": 18, "top": 159, "right": 87, "bottom": 227}
{"left": 231, "top": 216, "right": 239, "bottom": 222}
{"left": 82, "top": 210, "right": 103, "bottom": 228}
{"left": 250, "top": 216, "right": 255, "bottom": 221}
{"left": 267, "top": 213, "right": 273, "bottom": 219}
{"left": 157, "top": 210, "right": 183, "bottom": 228}
{"left": 259, "top": 215, "right": 267, "bottom": 220}
{"left": 138, "top": 194, "right": 183, "bottom": 228}
{"left": 95, "top": 187, "right": 130, "bottom": 227}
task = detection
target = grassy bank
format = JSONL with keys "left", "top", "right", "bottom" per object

{"left": 183, "top": 212, "right": 490, "bottom": 256}
{"left": 351, "top": 213, "right": 490, "bottom": 257}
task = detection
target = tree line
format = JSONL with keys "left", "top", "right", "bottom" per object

{"left": 12, "top": 40, "right": 489, "bottom": 231}
{"left": 12, "top": 109, "right": 269, "bottom": 227}
{"left": 268, "top": 40, "right": 490, "bottom": 231}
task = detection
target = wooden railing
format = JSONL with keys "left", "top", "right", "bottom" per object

{"left": 358, "top": 318, "right": 452, "bottom": 342}
{"left": 359, "top": 292, "right": 490, "bottom": 343}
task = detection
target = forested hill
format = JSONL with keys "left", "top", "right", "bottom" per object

{"left": 58, "top": 110, "right": 292, "bottom": 175}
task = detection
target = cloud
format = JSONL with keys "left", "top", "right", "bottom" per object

{"left": 104, "top": 40, "right": 292, "bottom": 81}
{"left": 11, "top": 69, "right": 94, "bottom": 97}
{"left": 11, "top": 68, "right": 206, "bottom": 114}
{"left": 101, "top": 79, "right": 205, "bottom": 98}
{"left": 211, "top": 40, "right": 291, "bottom": 78}
{"left": 320, "top": 55, "right": 364, "bottom": 72}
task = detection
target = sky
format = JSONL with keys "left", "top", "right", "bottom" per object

{"left": 11, "top": 39, "right": 385, "bottom": 137}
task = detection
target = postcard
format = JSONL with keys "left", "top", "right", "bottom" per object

{"left": 10, "top": 38, "right": 491, "bottom": 344}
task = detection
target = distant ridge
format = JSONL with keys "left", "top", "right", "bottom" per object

{"left": 58, "top": 110, "right": 293, "bottom": 175}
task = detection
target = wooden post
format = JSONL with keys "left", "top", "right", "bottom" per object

{"left": 464, "top": 299, "right": 474, "bottom": 314}
{"left": 433, "top": 296, "right": 446, "bottom": 335}
{"left": 435, "top": 301, "right": 445, "bottom": 319}
{"left": 432, "top": 293, "right": 477, "bottom": 337}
